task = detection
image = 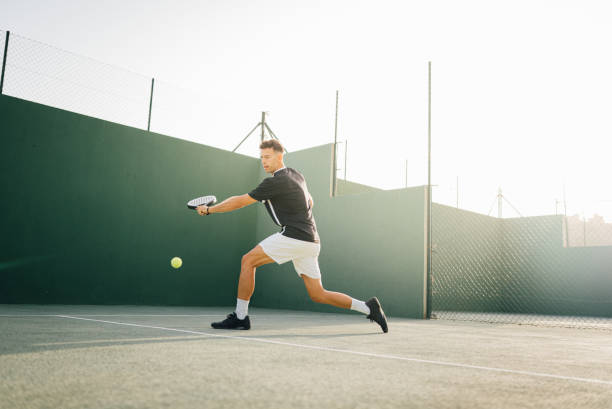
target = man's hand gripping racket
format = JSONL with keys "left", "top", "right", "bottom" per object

{"left": 187, "top": 195, "right": 217, "bottom": 216}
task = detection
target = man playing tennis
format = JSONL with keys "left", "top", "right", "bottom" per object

{"left": 196, "top": 139, "right": 388, "bottom": 333}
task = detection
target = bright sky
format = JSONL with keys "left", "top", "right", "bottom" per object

{"left": 2, "top": 0, "right": 611, "bottom": 220}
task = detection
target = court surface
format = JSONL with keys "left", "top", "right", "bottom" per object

{"left": 1, "top": 305, "right": 611, "bottom": 409}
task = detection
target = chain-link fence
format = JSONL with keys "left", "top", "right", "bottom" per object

{"left": 0, "top": 31, "right": 151, "bottom": 128}
{"left": 431, "top": 202, "right": 612, "bottom": 329}
{"left": 0, "top": 30, "right": 222, "bottom": 143}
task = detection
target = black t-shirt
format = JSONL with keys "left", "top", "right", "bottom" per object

{"left": 248, "top": 167, "right": 320, "bottom": 243}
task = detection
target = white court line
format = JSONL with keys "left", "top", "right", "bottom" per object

{"left": 56, "top": 315, "right": 612, "bottom": 387}
{"left": 0, "top": 314, "right": 225, "bottom": 317}
{"left": 0, "top": 314, "right": 320, "bottom": 318}
{"left": 0, "top": 314, "right": 221, "bottom": 317}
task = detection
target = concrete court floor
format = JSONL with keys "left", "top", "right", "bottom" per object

{"left": 1, "top": 304, "right": 611, "bottom": 409}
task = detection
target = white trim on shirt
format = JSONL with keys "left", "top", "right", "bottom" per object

{"left": 265, "top": 199, "right": 282, "bottom": 226}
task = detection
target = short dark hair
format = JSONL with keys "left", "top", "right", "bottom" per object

{"left": 259, "top": 139, "right": 284, "bottom": 153}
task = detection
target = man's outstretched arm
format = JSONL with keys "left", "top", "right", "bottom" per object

{"left": 196, "top": 194, "right": 257, "bottom": 215}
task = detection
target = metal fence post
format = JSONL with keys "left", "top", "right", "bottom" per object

{"left": 332, "top": 90, "right": 339, "bottom": 196}
{"left": 147, "top": 78, "right": 154, "bottom": 131}
{"left": 0, "top": 31, "right": 10, "bottom": 95}
{"left": 426, "top": 61, "right": 433, "bottom": 319}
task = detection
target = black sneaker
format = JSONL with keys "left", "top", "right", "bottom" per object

{"left": 211, "top": 312, "right": 251, "bottom": 330}
{"left": 365, "top": 297, "right": 388, "bottom": 333}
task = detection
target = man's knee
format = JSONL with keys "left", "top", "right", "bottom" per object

{"left": 241, "top": 253, "right": 256, "bottom": 270}
{"left": 308, "top": 289, "right": 327, "bottom": 304}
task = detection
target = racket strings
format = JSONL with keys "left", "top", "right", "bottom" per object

{"left": 187, "top": 195, "right": 217, "bottom": 208}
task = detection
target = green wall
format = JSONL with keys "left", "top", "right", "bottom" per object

{"left": 0, "top": 94, "right": 260, "bottom": 306}
{"left": 336, "top": 179, "right": 382, "bottom": 196}
{"left": 5, "top": 93, "right": 608, "bottom": 320}
{"left": 0, "top": 95, "right": 428, "bottom": 318}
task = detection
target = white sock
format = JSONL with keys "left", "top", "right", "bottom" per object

{"left": 350, "top": 298, "right": 370, "bottom": 315}
{"left": 235, "top": 298, "right": 249, "bottom": 320}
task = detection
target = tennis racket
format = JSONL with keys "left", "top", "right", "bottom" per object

{"left": 187, "top": 195, "right": 217, "bottom": 210}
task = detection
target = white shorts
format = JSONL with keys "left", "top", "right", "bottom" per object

{"left": 258, "top": 233, "right": 321, "bottom": 279}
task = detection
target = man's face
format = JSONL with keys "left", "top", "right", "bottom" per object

{"left": 260, "top": 148, "right": 283, "bottom": 173}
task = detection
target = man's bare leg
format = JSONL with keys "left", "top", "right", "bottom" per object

{"left": 211, "top": 245, "right": 274, "bottom": 329}
{"left": 301, "top": 275, "right": 388, "bottom": 333}
{"left": 237, "top": 245, "right": 274, "bottom": 301}
{"left": 301, "top": 275, "right": 353, "bottom": 309}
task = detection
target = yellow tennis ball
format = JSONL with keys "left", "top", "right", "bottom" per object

{"left": 171, "top": 257, "right": 182, "bottom": 269}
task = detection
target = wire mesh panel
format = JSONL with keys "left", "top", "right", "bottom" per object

{"left": 1, "top": 33, "right": 151, "bottom": 129}
{"left": 431, "top": 205, "right": 504, "bottom": 313}
{"left": 431, "top": 203, "right": 612, "bottom": 329}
